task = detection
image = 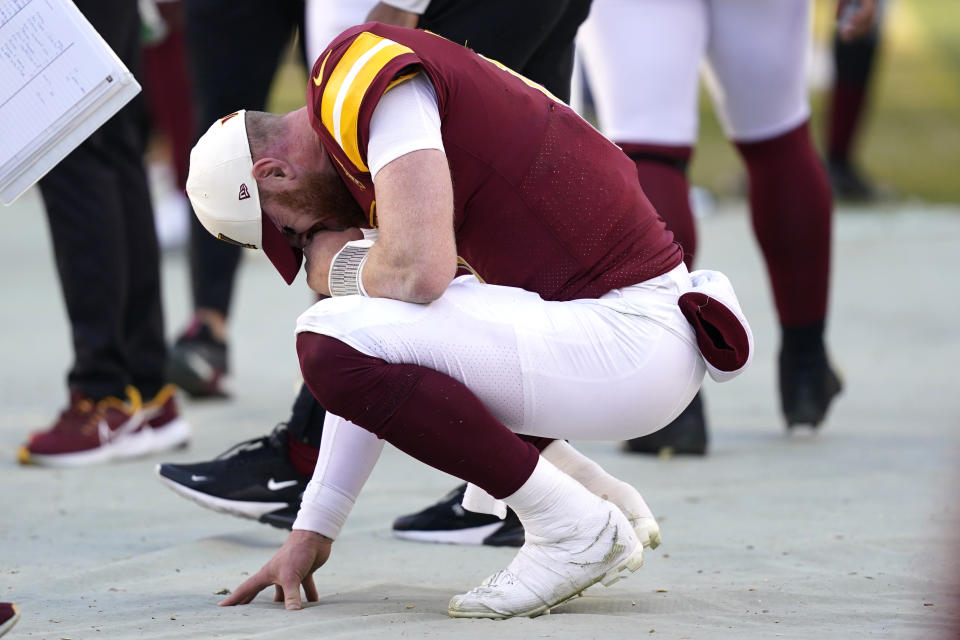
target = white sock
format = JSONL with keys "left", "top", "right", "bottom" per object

{"left": 462, "top": 442, "right": 621, "bottom": 520}
{"left": 542, "top": 440, "right": 656, "bottom": 532}
{"left": 462, "top": 483, "right": 507, "bottom": 519}
{"left": 501, "top": 457, "right": 601, "bottom": 540}
{"left": 542, "top": 440, "right": 621, "bottom": 498}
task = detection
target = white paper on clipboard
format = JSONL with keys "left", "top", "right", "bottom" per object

{"left": 0, "top": 0, "right": 141, "bottom": 205}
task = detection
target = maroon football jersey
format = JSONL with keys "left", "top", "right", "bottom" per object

{"left": 307, "top": 23, "right": 682, "bottom": 301}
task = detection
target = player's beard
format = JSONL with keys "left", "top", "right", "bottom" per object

{"left": 271, "top": 168, "right": 367, "bottom": 231}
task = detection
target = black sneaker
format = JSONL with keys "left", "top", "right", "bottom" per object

{"left": 155, "top": 424, "right": 307, "bottom": 522}
{"left": 780, "top": 350, "right": 843, "bottom": 428}
{"left": 259, "top": 505, "right": 298, "bottom": 530}
{"left": 166, "top": 318, "right": 229, "bottom": 398}
{"left": 392, "top": 484, "right": 525, "bottom": 547}
{"left": 623, "top": 392, "right": 708, "bottom": 456}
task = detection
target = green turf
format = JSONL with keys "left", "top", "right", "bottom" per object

{"left": 691, "top": 0, "right": 960, "bottom": 204}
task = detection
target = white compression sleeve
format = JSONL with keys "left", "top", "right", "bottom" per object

{"left": 292, "top": 413, "right": 385, "bottom": 539}
{"left": 366, "top": 72, "right": 444, "bottom": 180}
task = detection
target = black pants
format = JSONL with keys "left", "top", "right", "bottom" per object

{"left": 183, "top": 0, "right": 306, "bottom": 316}
{"left": 184, "top": 0, "right": 592, "bottom": 446}
{"left": 420, "top": 0, "right": 592, "bottom": 102}
{"left": 39, "top": 0, "right": 166, "bottom": 400}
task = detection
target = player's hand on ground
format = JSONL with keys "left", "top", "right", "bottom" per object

{"left": 219, "top": 529, "right": 333, "bottom": 610}
{"left": 837, "top": 0, "right": 877, "bottom": 41}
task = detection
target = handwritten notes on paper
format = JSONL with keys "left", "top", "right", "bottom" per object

{"left": 0, "top": 0, "right": 139, "bottom": 204}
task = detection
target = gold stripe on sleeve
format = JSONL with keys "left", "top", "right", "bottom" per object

{"left": 320, "top": 32, "right": 414, "bottom": 172}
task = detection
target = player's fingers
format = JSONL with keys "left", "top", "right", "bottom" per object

{"left": 274, "top": 585, "right": 283, "bottom": 603}
{"left": 303, "top": 575, "right": 319, "bottom": 603}
{"left": 282, "top": 580, "right": 303, "bottom": 610}
{"left": 219, "top": 574, "right": 270, "bottom": 607}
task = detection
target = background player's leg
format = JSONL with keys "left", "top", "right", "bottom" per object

{"left": 110, "top": 4, "right": 167, "bottom": 404}
{"left": 826, "top": 24, "right": 883, "bottom": 200}
{"left": 419, "top": 0, "right": 589, "bottom": 102}
{"left": 38, "top": 0, "right": 149, "bottom": 403}
{"left": 578, "top": 0, "right": 709, "bottom": 455}
{"left": 735, "top": 124, "right": 841, "bottom": 427}
{"left": 618, "top": 144, "right": 697, "bottom": 267}
{"left": 707, "top": 0, "right": 841, "bottom": 428}
{"left": 24, "top": 0, "right": 187, "bottom": 466}
{"left": 171, "top": 0, "right": 306, "bottom": 398}
{"left": 510, "top": 0, "right": 593, "bottom": 103}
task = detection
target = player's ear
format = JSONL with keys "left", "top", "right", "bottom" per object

{"left": 252, "top": 157, "right": 296, "bottom": 186}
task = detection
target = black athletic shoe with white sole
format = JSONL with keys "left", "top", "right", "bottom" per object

{"left": 392, "top": 483, "right": 525, "bottom": 547}
{"left": 155, "top": 424, "right": 308, "bottom": 522}
{"left": 259, "top": 505, "right": 299, "bottom": 530}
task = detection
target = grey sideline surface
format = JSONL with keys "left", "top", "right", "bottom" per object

{"left": 1, "top": 186, "right": 958, "bottom": 639}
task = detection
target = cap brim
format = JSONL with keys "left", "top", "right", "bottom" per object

{"left": 261, "top": 215, "right": 303, "bottom": 285}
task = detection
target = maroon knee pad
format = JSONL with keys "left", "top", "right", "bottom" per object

{"left": 296, "top": 332, "right": 539, "bottom": 499}
{"left": 296, "top": 332, "right": 423, "bottom": 438}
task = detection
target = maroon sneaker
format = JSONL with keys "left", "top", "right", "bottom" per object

{"left": 0, "top": 602, "right": 19, "bottom": 637}
{"left": 141, "top": 383, "right": 191, "bottom": 451}
{"left": 18, "top": 385, "right": 189, "bottom": 467}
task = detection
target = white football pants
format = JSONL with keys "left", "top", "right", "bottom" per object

{"left": 293, "top": 265, "right": 705, "bottom": 535}
{"left": 296, "top": 265, "right": 704, "bottom": 442}
{"left": 578, "top": 0, "right": 813, "bottom": 144}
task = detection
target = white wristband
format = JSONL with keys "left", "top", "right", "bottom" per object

{"left": 328, "top": 238, "right": 374, "bottom": 297}
{"left": 292, "top": 481, "right": 356, "bottom": 540}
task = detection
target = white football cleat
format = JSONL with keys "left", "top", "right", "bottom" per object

{"left": 448, "top": 499, "right": 643, "bottom": 619}
{"left": 597, "top": 479, "right": 661, "bottom": 550}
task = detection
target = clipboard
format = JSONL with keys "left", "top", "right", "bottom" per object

{"left": 0, "top": 0, "right": 142, "bottom": 205}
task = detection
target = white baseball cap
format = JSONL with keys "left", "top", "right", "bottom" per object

{"left": 186, "top": 110, "right": 303, "bottom": 284}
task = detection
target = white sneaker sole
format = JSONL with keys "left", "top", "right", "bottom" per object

{"left": 155, "top": 469, "right": 289, "bottom": 520}
{"left": 26, "top": 418, "right": 191, "bottom": 467}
